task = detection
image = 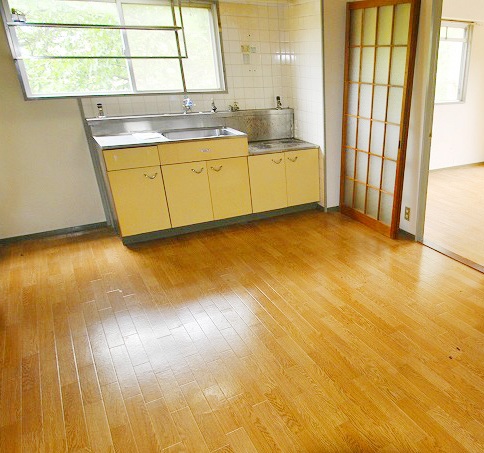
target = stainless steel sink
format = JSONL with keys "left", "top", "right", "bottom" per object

{"left": 162, "top": 127, "right": 240, "bottom": 141}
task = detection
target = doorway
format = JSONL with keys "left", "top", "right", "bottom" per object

{"left": 418, "top": 0, "right": 484, "bottom": 272}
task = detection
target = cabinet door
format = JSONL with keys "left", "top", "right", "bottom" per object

{"left": 108, "top": 166, "right": 171, "bottom": 237}
{"left": 162, "top": 162, "right": 213, "bottom": 227}
{"left": 285, "top": 149, "right": 320, "bottom": 206}
{"left": 248, "top": 154, "right": 287, "bottom": 213}
{"left": 208, "top": 157, "right": 252, "bottom": 220}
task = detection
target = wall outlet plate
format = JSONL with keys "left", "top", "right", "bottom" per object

{"left": 404, "top": 207, "right": 410, "bottom": 221}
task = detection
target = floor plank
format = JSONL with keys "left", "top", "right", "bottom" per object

{"left": 0, "top": 211, "right": 483, "bottom": 452}
{"left": 425, "top": 163, "right": 484, "bottom": 266}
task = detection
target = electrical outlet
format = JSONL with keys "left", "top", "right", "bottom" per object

{"left": 404, "top": 207, "right": 410, "bottom": 221}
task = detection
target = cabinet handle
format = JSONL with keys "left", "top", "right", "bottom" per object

{"left": 272, "top": 158, "right": 283, "bottom": 164}
{"left": 200, "top": 148, "right": 211, "bottom": 153}
{"left": 143, "top": 172, "right": 158, "bottom": 179}
{"left": 287, "top": 156, "right": 298, "bottom": 162}
{"left": 191, "top": 167, "right": 204, "bottom": 174}
{"left": 210, "top": 165, "right": 223, "bottom": 172}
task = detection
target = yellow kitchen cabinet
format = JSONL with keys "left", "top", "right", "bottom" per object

{"left": 208, "top": 157, "right": 252, "bottom": 220}
{"left": 285, "top": 149, "right": 320, "bottom": 206}
{"left": 107, "top": 166, "right": 171, "bottom": 237}
{"left": 248, "top": 153, "right": 287, "bottom": 213}
{"left": 162, "top": 162, "right": 214, "bottom": 227}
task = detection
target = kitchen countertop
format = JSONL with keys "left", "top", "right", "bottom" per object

{"left": 248, "top": 138, "right": 318, "bottom": 155}
{"left": 93, "top": 128, "right": 246, "bottom": 150}
{"left": 93, "top": 133, "right": 169, "bottom": 149}
{"left": 93, "top": 133, "right": 317, "bottom": 155}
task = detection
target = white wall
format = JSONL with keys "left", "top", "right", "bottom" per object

{"left": 0, "top": 23, "right": 105, "bottom": 240}
{"left": 399, "top": 0, "right": 434, "bottom": 234}
{"left": 322, "top": 0, "right": 346, "bottom": 208}
{"left": 285, "top": 0, "right": 325, "bottom": 203}
{"left": 430, "top": 0, "right": 484, "bottom": 170}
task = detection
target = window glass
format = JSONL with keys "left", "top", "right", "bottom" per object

{"left": 9, "top": 0, "right": 120, "bottom": 25}
{"left": 4, "top": 0, "right": 224, "bottom": 97}
{"left": 23, "top": 59, "right": 131, "bottom": 95}
{"left": 182, "top": 6, "right": 221, "bottom": 91}
{"left": 132, "top": 59, "right": 184, "bottom": 92}
{"left": 435, "top": 22, "right": 472, "bottom": 103}
{"left": 122, "top": 3, "right": 174, "bottom": 27}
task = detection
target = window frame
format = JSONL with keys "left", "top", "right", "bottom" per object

{"left": 0, "top": 0, "right": 227, "bottom": 99}
{"left": 434, "top": 19, "right": 473, "bottom": 105}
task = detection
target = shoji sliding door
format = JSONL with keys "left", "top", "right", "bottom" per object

{"left": 340, "top": 0, "right": 420, "bottom": 238}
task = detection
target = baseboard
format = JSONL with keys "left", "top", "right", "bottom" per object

{"left": 314, "top": 205, "right": 340, "bottom": 213}
{"left": 0, "top": 222, "right": 109, "bottom": 245}
{"left": 422, "top": 240, "right": 484, "bottom": 274}
{"left": 399, "top": 229, "right": 415, "bottom": 240}
{"left": 123, "top": 203, "right": 319, "bottom": 245}
{"left": 429, "top": 161, "right": 484, "bottom": 172}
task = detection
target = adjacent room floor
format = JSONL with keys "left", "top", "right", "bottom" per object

{"left": 1, "top": 211, "right": 483, "bottom": 452}
{"left": 424, "top": 163, "right": 484, "bottom": 267}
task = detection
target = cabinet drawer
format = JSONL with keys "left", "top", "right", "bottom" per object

{"left": 158, "top": 137, "right": 248, "bottom": 165}
{"left": 104, "top": 146, "right": 160, "bottom": 171}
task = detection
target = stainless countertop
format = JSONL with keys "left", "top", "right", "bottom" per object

{"left": 93, "top": 127, "right": 246, "bottom": 150}
{"left": 248, "top": 138, "right": 318, "bottom": 155}
{"left": 94, "top": 133, "right": 169, "bottom": 149}
{"left": 93, "top": 133, "right": 317, "bottom": 155}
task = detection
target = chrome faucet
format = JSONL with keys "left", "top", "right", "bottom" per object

{"left": 211, "top": 98, "right": 217, "bottom": 113}
{"left": 182, "top": 96, "right": 194, "bottom": 114}
{"left": 96, "top": 103, "right": 105, "bottom": 118}
{"left": 228, "top": 101, "right": 239, "bottom": 112}
{"left": 276, "top": 96, "right": 282, "bottom": 110}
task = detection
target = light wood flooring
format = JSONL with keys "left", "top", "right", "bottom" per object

{"left": 424, "top": 163, "right": 484, "bottom": 266}
{"left": 1, "top": 211, "right": 483, "bottom": 452}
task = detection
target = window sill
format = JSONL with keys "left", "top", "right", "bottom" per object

{"left": 434, "top": 100, "right": 465, "bottom": 105}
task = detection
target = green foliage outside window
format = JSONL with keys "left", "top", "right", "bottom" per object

{"left": 6, "top": 0, "right": 224, "bottom": 97}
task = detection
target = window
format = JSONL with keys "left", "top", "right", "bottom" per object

{"left": 435, "top": 20, "right": 473, "bottom": 103}
{"left": 2, "top": 0, "right": 225, "bottom": 98}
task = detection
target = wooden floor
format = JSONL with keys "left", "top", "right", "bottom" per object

{"left": 424, "top": 163, "right": 484, "bottom": 266}
{"left": 1, "top": 211, "right": 483, "bottom": 453}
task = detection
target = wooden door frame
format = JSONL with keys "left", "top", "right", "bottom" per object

{"left": 339, "top": 0, "right": 421, "bottom": 239}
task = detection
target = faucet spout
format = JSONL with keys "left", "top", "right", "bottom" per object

{"left": 182, "top": 96, "right": 194, "bottom": 114}
{"left": 228, "top": 101, "right": 239, "bottom": 112}
{"left": 276, "top": 96, "right": 282, "bottom": 110}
